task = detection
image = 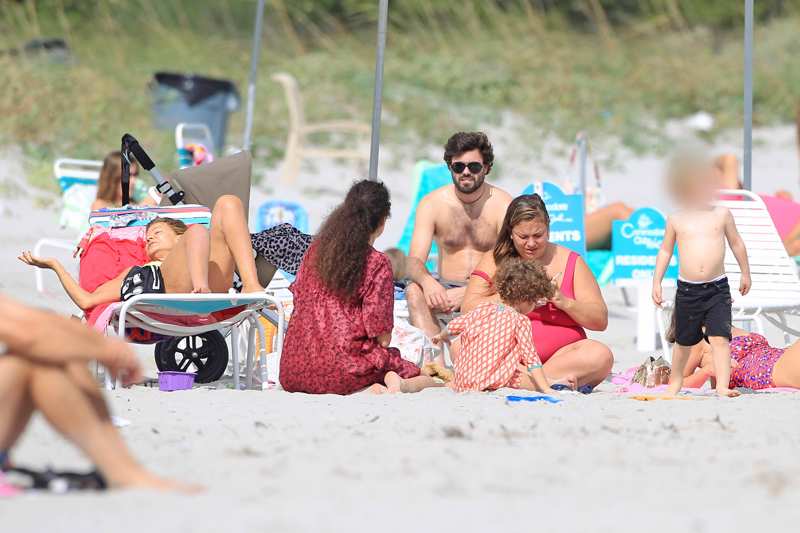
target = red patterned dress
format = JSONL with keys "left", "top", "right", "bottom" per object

{"left": 447, "top": 302, "right": 542, "bottom": 392}
{"left": 279, "top": 245, "right": 420, "bottom": 394}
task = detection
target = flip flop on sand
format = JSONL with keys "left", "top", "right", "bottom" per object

{"left": 4, "top": 466, "right": 107, "bottom": 493}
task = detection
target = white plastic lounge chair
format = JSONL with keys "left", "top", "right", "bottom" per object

{"left": 34, "top": 159, "right": 102, "bottom": 293}
{"left": 657, "top": 188, "right": 800, "bottom": 360}
{"left": 272, "top": 72, "right": 369, "bottom": 183}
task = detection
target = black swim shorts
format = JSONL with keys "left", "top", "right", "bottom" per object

{"left": 674, "top": 276, "right": 732, "bottom": 346}
{"left": 120, "top": 264, "right": 166, "bottom": 301}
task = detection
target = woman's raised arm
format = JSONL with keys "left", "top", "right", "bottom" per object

{"left": 552, "top": 255, "right": 608, "bottom": 331}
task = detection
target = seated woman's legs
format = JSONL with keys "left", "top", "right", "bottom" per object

{"left": 383, "top": 371, "right": 441, "bottom": 393}
{"left": 542, "top": 339, "right": 613, "bottom": 388}
{"left": 161, "top": 195, "right": 263, "bottom": 294}
{"left": 207, "top": 195, "right": 263, "bottom": 293}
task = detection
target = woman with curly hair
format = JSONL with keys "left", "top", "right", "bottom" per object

{"left": 433, "top": 258, "right": 556, "bottom": 393}
{"left": 279, "top": 180, "right": 440, "bottom": 395}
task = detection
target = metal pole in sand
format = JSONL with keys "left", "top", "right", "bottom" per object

{"left": 243, "top": 0, "right": 266, "bottom": 152}
{"left": 743, "top": 0, "right": 754, "bottom": 190}
{"left": 368, "top": 0, "right": 389, "bottom": 181}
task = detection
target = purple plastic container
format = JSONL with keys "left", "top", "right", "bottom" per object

{"left": 158, "top": 371, "right": 196, "bottom": 392}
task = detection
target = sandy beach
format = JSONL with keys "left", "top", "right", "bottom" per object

{"left": 3, "top": 126, "right": 800, "bottom": 531}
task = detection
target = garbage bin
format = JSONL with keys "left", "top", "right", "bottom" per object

{"left": 150, "top": 72, "right": 239, "bottom": 152}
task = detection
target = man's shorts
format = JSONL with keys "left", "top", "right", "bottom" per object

{"left": 674, "top": 276, "right": 732, "bottom": 346}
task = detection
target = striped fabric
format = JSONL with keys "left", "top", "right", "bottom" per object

{"left": 89, "top": 204, "right": 212, "bottom": 228}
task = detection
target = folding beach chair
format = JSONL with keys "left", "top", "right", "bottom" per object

{"left": 657, "top": 189, "right": 800, "bottom": 360}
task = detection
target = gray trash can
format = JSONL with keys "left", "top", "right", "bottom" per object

{"left": 150, "top": 72, "right": 239, "bottom": 152}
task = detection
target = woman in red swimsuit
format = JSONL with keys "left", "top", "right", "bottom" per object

{"left": 461, "top": 194, "right": 613, "bottom": 388}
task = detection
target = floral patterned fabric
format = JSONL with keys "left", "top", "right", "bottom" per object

{"left": 447, "top": 302, "right": 542, "bottom": 392}
{"left": 279, "top": 244, "right": 420, "bottom": 395}
{"left": 729, "top": 333, "right": 784, "bottom": 389}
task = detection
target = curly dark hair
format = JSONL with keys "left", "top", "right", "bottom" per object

{"left": 443, "top": 131, "right": 494, "bottom": 168}
{"left": 312, "top": 180, "right": 391, "bottom": 299}
{"left": 493, "top": 194, "right": 550, "bottom": 264}
{"left": 493, "top": 257, "right": 554, "bottom": 304}
{"left": 146, "top": 217, "right": 188, "bottom": 236}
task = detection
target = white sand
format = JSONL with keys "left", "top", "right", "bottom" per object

{"left": 2, "top": 129, "right": 800, "bottom": 531}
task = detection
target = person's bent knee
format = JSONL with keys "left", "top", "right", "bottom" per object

{"left": 586, "top": 341, "right": 614, "bottom": 375}
{"left": 215, "top": 194, "right": 242, "bottom": 211}
{"left": 0, "top": 355, "right": 36, "bottom": 380}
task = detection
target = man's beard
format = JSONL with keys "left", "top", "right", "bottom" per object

{"left": 452, "top": 174, "right": 485, "bottom": 194}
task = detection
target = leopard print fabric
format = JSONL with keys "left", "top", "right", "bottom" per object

{"left": 250, "top": 223, "right": 312, "bottom": 275}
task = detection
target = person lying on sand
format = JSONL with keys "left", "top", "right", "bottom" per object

{"left": 0, "top": 294, "right": 198, "bottom": 493}
{"left": 279, "top": 180, "right": 442, "bottom": 395}
{"left": 18, "top": 194, "right": 264, "bottom": 311}
{"left": 432, "top": 257, "right": 557, "bottom": 393}
{"left": 664, "top": 310, "right": 800, "bottom": 391}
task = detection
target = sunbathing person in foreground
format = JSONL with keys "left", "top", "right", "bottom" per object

{"left": 19, "top": 194, "right": 264, "bottom": 310}
{"left": 433, "top": 258, "right": 557, "bottom": 393}
{"left": 280, "top": 180, "right": 441, "bottom": 395}
{"left": 0, "top": 295, "right": 197, "bottom": 493}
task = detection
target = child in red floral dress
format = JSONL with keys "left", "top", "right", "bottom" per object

{"left": 433, "top": 258, "right": 556, "bottom": 393}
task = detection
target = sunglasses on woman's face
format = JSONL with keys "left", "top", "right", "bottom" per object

{"left": 450, "top": 161, "right": 484, "bottom": 175}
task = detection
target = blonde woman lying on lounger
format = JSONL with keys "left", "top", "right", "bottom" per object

{"left": 19, "top": 195, "right": 264, "bottom": 310}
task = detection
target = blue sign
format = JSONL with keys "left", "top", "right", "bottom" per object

{"left": 521, "top": 182, "right": 586, "bottom": 255}
{"left": 611, "top": 207, "right": 678, "bottom": 283}
{"left": 257, "top": 200, "right": 309, "bottom": 233}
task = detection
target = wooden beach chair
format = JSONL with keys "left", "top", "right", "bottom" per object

{"left": 272, "top": 72, "right": 369, "bottom": 183}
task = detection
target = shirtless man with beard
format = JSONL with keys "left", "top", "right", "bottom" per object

{"left": 405, "top": 131, "right": 512, "bottom": 338}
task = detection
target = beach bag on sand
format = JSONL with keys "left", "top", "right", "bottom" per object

{"left": 632, "top": 356, "right": 671, "bottom": 387}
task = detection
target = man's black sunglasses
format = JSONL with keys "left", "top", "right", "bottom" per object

{"left": 450, "top": 161, "right": 484, "bottom": 174}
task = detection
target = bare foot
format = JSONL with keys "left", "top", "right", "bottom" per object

{"left": 364, "top": 383, "right": 387, "bottom": 395}
{"left": 116, "top": 471, "right": 204, "bottom": 494}
{"left": 715, "top": 388, "right": 741, "bottom": 398}
{"left": 384, "top": 371, "right": 403, "bottom": 393}
{"left": 191, "top": 286, "right": 211, "bottom": 294}
{"left": 549, "top": 375, "right": 577, "bottom": 390}
{"left": 241, "top": 283, "right": 265, "bottom": 294}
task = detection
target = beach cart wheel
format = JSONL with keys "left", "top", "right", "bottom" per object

{"left": 154, "top": 332, "right": 229, "bottom": 384}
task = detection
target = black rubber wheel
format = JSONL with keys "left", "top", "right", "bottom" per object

{"left": 154, "top": 331, "right": 229, "bottom": 384}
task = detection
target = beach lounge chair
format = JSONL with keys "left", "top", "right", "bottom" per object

{"left": 33, "top": 139, "right": 283, "bottom": 390}
{"left": 657, "top": 188, "right": 800, "bottom": 360}
{"left": 272, "top": 72, "right": 369, "bottom": 183}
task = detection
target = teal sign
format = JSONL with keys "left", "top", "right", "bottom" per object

{"left": 522, "top": 181, "right": 586, "bottom": 255}
{"left": 611, "top": 207, "right": 677, "bottom": 282}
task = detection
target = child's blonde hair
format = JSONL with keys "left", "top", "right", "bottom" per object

{"left": 666, "top": 148, "right": 712, "bottom": 200}
{"left": 493, "top": 257, "right": 554, "bottom": 304}
{"left": 383, "top": 247, "right": 407, "bottom": 281}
